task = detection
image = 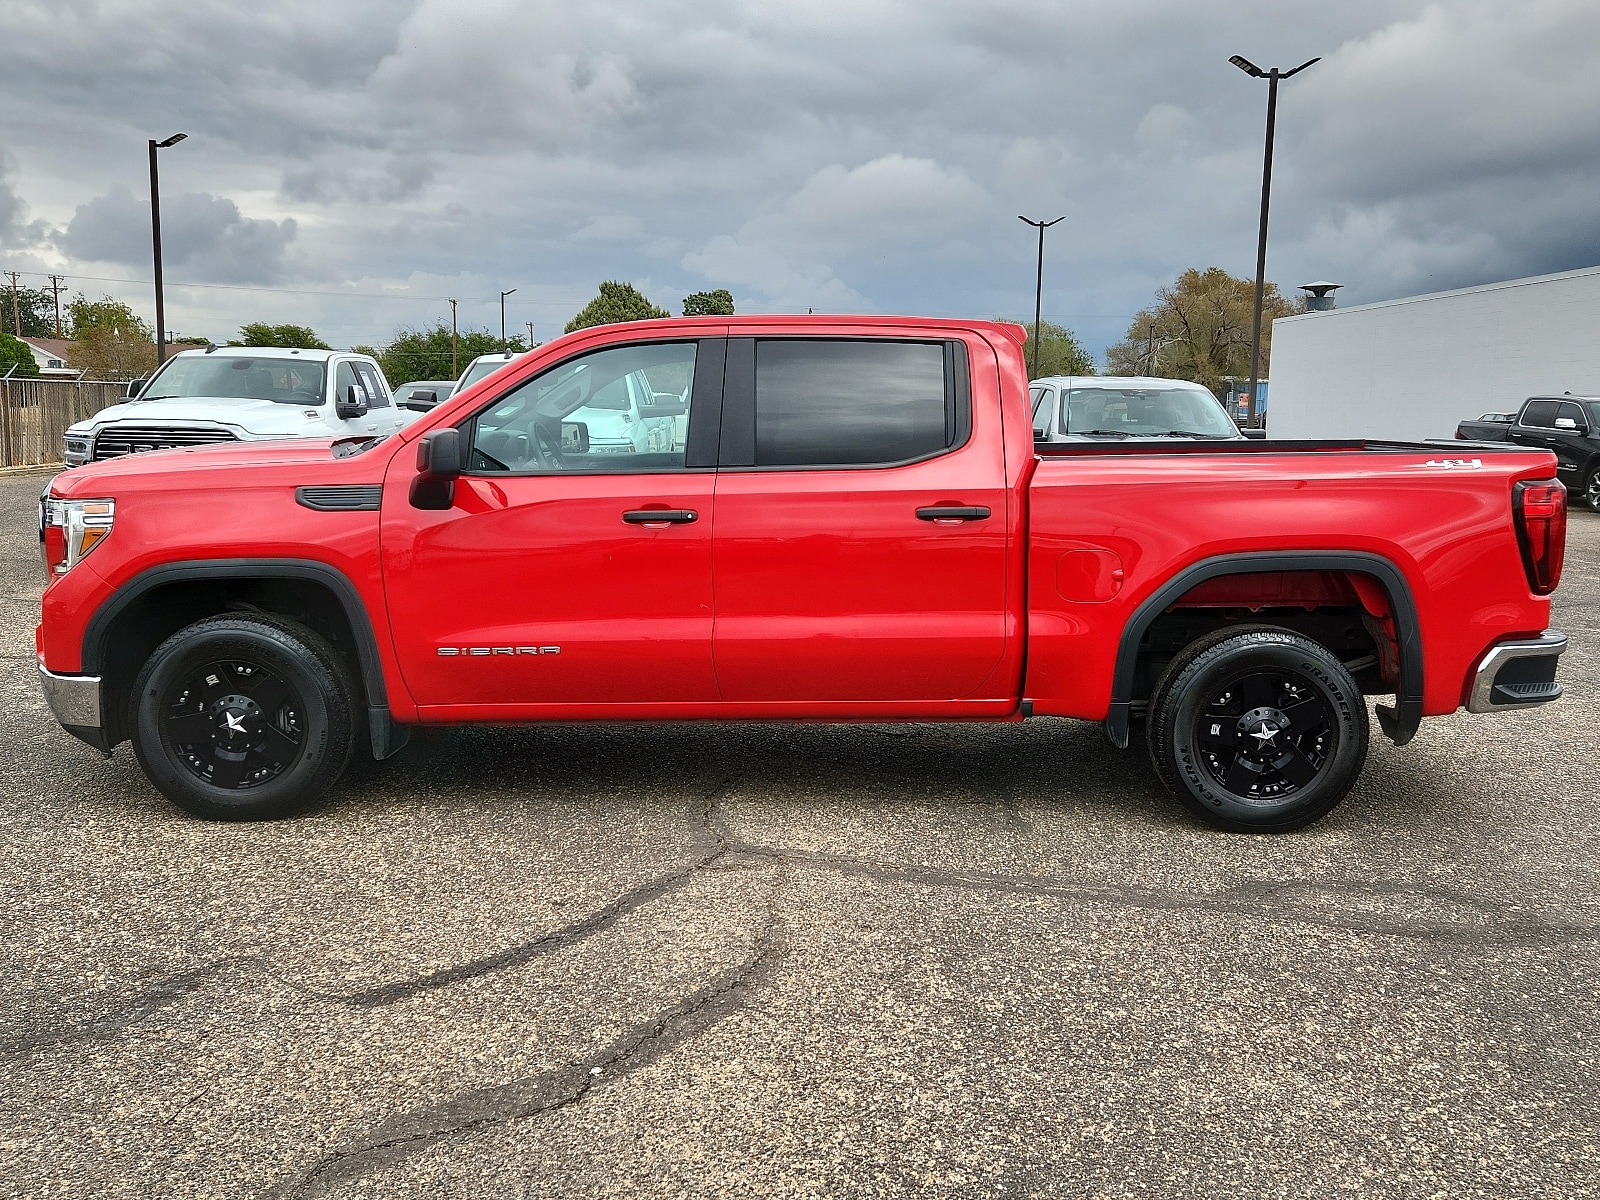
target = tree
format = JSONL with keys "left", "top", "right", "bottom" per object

{"left": 682, "top": 289, "right": 735, "bottom": 317}
{"left": 378, "top": 324, "right": 527, "bottom": 387}
{"left": 2, "top": 286, "right": 55, "bottom": 339}
{"left": 1105, "top": 267, "right": 1301, "bottom": 391}
{"left": 565, "top": 281, "right": 669, "bottom": 333}
{"left": 67, "top": 294, "right": 152, "bottom": 341}
{"left": 234, "top": 322, "right": 331, "bottom": 350}
{"left": 67, "top": 328, "right": 157, "bottom": 381}
{"left": 1013, "top": 320, "right": 1095, "bottom": 379}
{"left": 0, "top": 331, "right": 40, "bottom": 378}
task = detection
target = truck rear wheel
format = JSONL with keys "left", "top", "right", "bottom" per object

{"left": 1146, "top": 626, "right": 1368, "bottom": 833}
{"left": 128, "top": 614, "right": 356, "bottom": 820}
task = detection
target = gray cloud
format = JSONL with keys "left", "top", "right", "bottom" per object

{"left": 60, "top": 187, "right": 296, "bottom": 284}
{"left": 6, "top": 0, "right": 1600, "bottom": 354}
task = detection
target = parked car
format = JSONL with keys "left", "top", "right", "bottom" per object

{"left": 1030, "top": 376, "right": 1245, "bottom": 442}
{"left": 394, "top": 380, "right": 454, "bottom": 411}
{"left": 38, "top": 316, "right": 1567, "bottom": 834}
{"left": 454, "top": 352, "right": 523, "bottom": 394}
{"left": 1457, "top": 395, "right": 1600, "bottom": 510}
{"left": 61, "top": 347, "right": 415, "bottom": 467}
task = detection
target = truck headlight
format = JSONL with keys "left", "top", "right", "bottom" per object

{"left": 40, "top": 496, "right": 115, "bottom": 577}
{"left": 63, "top": 436, "right": 91, "bottom": 465}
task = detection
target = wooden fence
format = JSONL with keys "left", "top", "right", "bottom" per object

{"left": 0, "top": 378, "right": 126, "bottom": 468}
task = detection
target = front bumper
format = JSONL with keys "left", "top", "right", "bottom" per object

{"left": 38, "top": 660, "right": 110, "bottom": 752}
{"left": 1466, "top": 632, "right": 1567, "bottom": 713}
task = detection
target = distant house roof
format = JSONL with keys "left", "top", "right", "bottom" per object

{"left": 19, "top": 338, "right": 78, "bottom": 377}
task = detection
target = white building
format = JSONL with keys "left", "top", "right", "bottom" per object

{"left": 1268, "top": 264, "right": 1600, "bottom": 441}
{"left": 18, "top": 338, "right": 79, "bottom": 379}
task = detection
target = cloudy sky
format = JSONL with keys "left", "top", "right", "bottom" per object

{"left": 4, "top": 0, "right": 1600, "bottom": 361}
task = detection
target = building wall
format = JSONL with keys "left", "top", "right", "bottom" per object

{"left": 1268, "top": 264, "right": 1600, "bottom": 441}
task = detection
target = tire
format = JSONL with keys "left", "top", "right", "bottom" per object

{"left": 1146, "top": 625, "right": 1369, "bottom": 833}
{"left": 1583, "top": 467, "right": 1600, "bottom": 514}
{"left": 128, "top": 613, "right": 357, "bottom": 820}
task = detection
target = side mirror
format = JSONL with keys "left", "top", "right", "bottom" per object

{"left": 1241, "top": 428, "right": 1268, "bottom": 440}
{"left": 1555, "top": 417, "right": 1580, "bottom": 430}
{"left": 401, "top": 390, "right": 438, "bottom": 412}
{"left": 645, "top": 392, "right": 688, "bottom": 417}
{"left": 561, "top": 420, "right": 590, "bottom": 454}
{"left": 410, "top": 428, "right": 462, "bottom": 510}
{"left": 125, "top": 378, "right": 148, "bottom": 398}
{"left": 336, "top": 383, "right": 368, "bottom": 420}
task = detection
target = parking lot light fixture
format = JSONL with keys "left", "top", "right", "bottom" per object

{"left": 1230, "top": 53, "right": 1319, "bottom": 423}
{"left": 500, "top": 288, "right": 517, "bottom": 345}
{"left": 1018, "top": 214, "right": 1066, "bottom": 380}
{"left": 149, "top": 132, "right": 188, "bottom": 366}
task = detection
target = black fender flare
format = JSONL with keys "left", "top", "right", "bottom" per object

{"left": 1105, "top": 550, "right": 1423, "bottom": 750}
{"left": 81, "top": 558, "right": 407, "bottom": 759}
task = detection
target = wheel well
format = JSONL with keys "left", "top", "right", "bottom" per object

{"left": 95, "top": 577, "right": 369, "bottom": 747}
{"left": 1131, "top": 569, "right": 1400, "bottom": 709}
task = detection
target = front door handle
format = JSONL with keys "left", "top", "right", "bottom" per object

{"left": 622, "top": 509, "right": 698, "bottom": 525}
{"left": 916, "top": 506, "right": 991, "bottom": 521}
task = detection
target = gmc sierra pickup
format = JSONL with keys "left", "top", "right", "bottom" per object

{"left": 37, "top": 316, "right": 1569, "bottom": 832}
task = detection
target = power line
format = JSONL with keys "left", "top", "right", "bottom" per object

{"left": 0, "top": 267, "right": 504, "bottom": 304}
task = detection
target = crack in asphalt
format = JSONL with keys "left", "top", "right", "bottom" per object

{"left": 272, "top": 857, "right": 786, "bottom": 1200}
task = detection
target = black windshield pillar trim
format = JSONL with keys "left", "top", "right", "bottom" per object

{"left": 1104, "top": 550, "right": 1423, "bottom": 750}
{"left": 683, "top": 338, "right": 726, "bottom": 470}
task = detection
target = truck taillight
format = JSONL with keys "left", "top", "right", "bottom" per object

{"left": 1513, "top": 479, "right": 1566, "bottom": 596}
{"left": 39, "top": 496, "right": 115, "bottom": 578}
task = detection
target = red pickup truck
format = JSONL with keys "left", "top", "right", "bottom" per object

{"left": 37, "top": 316, "right": 1568, "bottom": 832}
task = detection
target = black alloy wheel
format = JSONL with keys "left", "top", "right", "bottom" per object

{"left": 129, "top": 614, "right": 357, "bottom": 820}
{"left": 1147, "top": 626, "right": 1369, "bottom": 833}
{"left": 163, "top": 659, "right": 305, "bottom": 791}
{"left": 1584, "top": 468, "right": 1600, "bottom": 513}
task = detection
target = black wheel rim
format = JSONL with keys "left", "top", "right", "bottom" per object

{"left": 162, "top": 659, "right": 306, "bottom": 790}
{"left": 1193, "top": 668, "right": 1336, "bottom": 804}
{"left": 1587, "top": 473, "right": 1600, "bottom": 510}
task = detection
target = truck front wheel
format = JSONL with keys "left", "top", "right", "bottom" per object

{"left": 128, "top": 614, "right": 356, "bottom": 820}
{"left": 1583, "top": 467, "right": 1600, "bottom": 513}
{"left": 1146, "top": 626, "right": 1369, "bottom": 833}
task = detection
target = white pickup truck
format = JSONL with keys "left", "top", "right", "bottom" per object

{"left": 62, "top": 346, "right": 421, "bottom": 467}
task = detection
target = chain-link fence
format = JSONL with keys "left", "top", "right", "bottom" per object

{"left": 0, "top": 378, "right": 125, "bottom": 467}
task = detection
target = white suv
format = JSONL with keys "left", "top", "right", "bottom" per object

{"left": 62, "top": 346, "right": 418, "bottom": 467}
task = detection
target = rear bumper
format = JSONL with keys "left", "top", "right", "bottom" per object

{"left": 1466, "top": 632, "right": 1566, "bottom": 713}
{"left": 38, "top": 660, "right": 111, "bottom": 752}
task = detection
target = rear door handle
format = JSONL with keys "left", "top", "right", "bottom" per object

{"left": 622, "top": 509, "right": 698, "bottom": 524}
{"left": 916, "top": 506, "right": 990, "bottom": 521}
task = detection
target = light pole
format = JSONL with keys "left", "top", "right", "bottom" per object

{"left": 148, "top": 132, "right": 187, "bottom": 365}
{"left": 500, "top": 288, "right": 516, "bottom": 345}
{"left": 1017, "top": 214, "right": 1065, "bottom": 380}
{"left": 1229, "top": 53, "right": 1318, "bottom": 424}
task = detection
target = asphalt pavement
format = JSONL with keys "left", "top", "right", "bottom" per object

{"left": 1, "top": 468, "right": 1597, "bottom": 1199}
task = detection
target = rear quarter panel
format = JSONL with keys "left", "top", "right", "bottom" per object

{"left": 1024, "top": 447, "right": 1558, "bottom": 719}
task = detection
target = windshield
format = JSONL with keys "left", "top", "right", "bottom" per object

{"left": 458, "top": 358, "right": 515, "bottom": 390}
{"left": 1063, "top": 386, "right": 1237, "bottom": 437}
{"left": 140, "top": 356, "right": 326, "bottom": 406}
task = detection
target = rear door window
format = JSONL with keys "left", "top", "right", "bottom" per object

{"left": 1521, "top": 400, "right": 1560, "bottom": 428}
{"left": 753, "top": 340, "right": 951, "bottom": 467}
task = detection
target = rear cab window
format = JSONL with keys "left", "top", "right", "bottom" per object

{"left": 1521, "top": 400, "right": 1561, "bottom": 428}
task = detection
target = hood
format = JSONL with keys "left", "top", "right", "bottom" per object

{"left": 571, "top": 407, "right": 631, "bottom": 438}
{"left": 70, "top": 396, "right": 327, "bottom": 434}
{"left": 51, "top": 436, "right": 360, "bottom": 494}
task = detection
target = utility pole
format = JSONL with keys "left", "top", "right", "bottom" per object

{"left": 500, "top": 288, "right": 516, "bottom": 345}
{"left": 449, "top": 299, "right": 458, "bottom": 377}
{"left": 46, "top": 275, "right": 68, "bottom": 338}
{"left": 526, "top": 321, "right": 535, "bottom": 348}
{"left": 1017, "top": 214, "right": 1065, "bottom": 380}
{"left": 4, "top": 272, "right": 20, "bottom": 338}
{"left": 1229, "top": 54, "right": 1318, "bottom": 424}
